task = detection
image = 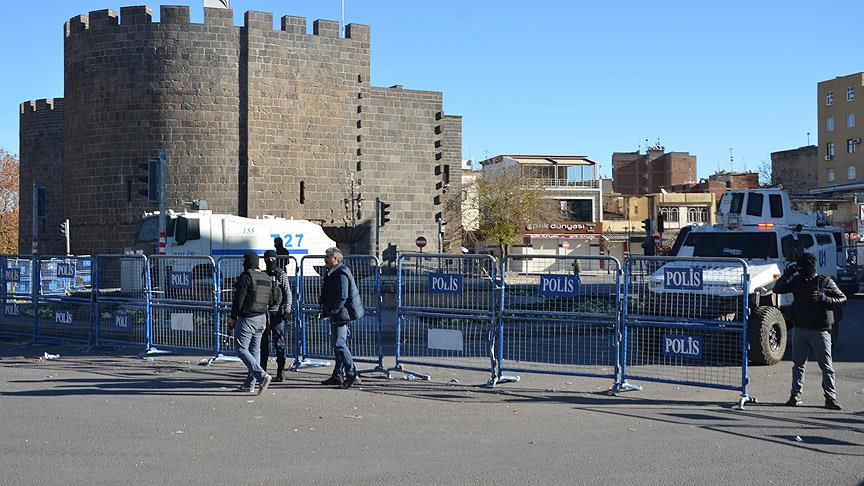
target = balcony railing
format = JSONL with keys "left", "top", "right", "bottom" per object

{"left": 534, "top": 178, "right": 600, "bottom": 189}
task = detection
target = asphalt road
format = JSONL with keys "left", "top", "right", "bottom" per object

{"left": 1, "top": 298, "right": 863, "bottom": 485}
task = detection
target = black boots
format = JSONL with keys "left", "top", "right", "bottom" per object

{"left": 274, "top": 358, "right": 286, "bottom": 382}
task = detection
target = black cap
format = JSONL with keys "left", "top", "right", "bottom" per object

{"left": 263, "top": 250, "right": 277, "bottom": 258}
{"left": 797, "top": 253, "right": 817, "bottom": 274}
{"left": 797, "top": 253, "right": 816, "bottom": 266}
{"left": 243, "top": 252, "right": 259, "bottom": 270}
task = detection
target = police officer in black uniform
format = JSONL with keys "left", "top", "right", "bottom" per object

{"left": 228, "top": 252, "right": 274, "bottom": 396}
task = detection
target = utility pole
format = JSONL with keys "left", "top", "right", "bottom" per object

{"left": 158, "top": 151, "right": 167, "bottom": 255}
{"left": 375, "top": 197, "right": 380, "bottom": 261}
{"left": 437, "top": 218, "right": 444, "bottom": 253}
{"left": 31, "top": 181, "right": 39, "bottom": 256}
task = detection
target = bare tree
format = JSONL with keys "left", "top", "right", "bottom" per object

{"left": 0, "top": 148, "right": 18, "bottom": 253}
{"left": 758, "top": 159, "right": 806, "bottom": 192}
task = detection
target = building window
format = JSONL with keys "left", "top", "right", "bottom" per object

{"left": 659, "top": 206, "right": 680, "bottom": 223}
{"left": 847, "top": 112, "right": 856, "bottom": 128}
{"left": 299, "top": 181, "right": 305, "bottom": 204}
{"left": 848, "top": 139, "right": 859, "bottom": 154}
{"left": 827, "top": 116, "right": 834, "bottom": 131}
{"left": 827, "top": 168, "right": 836, "bottom": 182}
{"left": 687, "top": 207, "right": 708, "bottom": 224}
{"left": 848, "top": 86, "right": 855, "bottom": 102}
{"left": 827, "top": 90, "right": 834, "bottom": 105}
{"left": 848, "top": 165, "right": 857, "bottom": 181}
{"left": 560, "top": 199, "right": 593, "bottom": 221}
{"left": 827, "top": 142, "right": 836, "bottom": 157}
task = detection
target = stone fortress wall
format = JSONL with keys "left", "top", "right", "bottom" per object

{"left": 19, "top": 99, "right": 65, "bottom": 255}
{"left": 20, "top": 5, "right": 460, "bottom": 255}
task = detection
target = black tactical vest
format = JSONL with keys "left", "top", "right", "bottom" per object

{"left": 243, "top": 269, "right": 273, "bottom": 315}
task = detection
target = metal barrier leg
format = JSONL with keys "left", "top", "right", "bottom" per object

{"left": 488, "top": 319, "right": 519, "bottom": 387}
{"left": 139, "top": 280, "right": 171, "bottom": 358}
{"left": 291, "top": 357, "right": 332, "bottom": 370}
{"left": 202, "top": 331, "right": 241, "bottom": 366}
{"left": 610, "top": 381, "right": 643, "bottom": 395}
{"left": 356, "top": 364, "right": 391, "bottom": 379}
{"left": 288, "top": 314, "right": 331, "bottom": 371}
{"left": 387, "top": 314, "right": 431, "bottom": 381}
{"left": 389, "top": 364, "right": 431, "bottom": 381}
{"left": 139, "top": 347, "right": 173, "bottom": 358}
{"left": 735, "top": 395, "right": 758, "bottom": 410}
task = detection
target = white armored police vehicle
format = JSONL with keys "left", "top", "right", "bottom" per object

{"left": 135, "top": 202, "right": 336, "bottom": 276}
{"left": 654, "top": 188, "right": 842, "bottom": 365}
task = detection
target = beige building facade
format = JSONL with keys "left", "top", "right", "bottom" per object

{"left": 479, "top": 155, "right": 604, "bottom": 270}
{"left": 817, "top": 72, "right": 863, "bottom": 191}
{"left": 603, "top": 191, "right": 716, "bottom": 262}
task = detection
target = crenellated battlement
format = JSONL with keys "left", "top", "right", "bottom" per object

{"left": 120, "top": 6, "right": 152, "bottom": 25}
{"left": 88, "top": 9, "right": 119, "bottom": 29}
{"left": 62, "top": 4, "right": 370, "bottom": 42}
{"left": 20, "top": 98, "right": 64, "bottom": 114}
{"left": 160, "top": 5, "right": 189, "bottom": 24}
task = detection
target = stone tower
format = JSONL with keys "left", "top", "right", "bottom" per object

{"left": 25, "top": 5, "right": 461, "bottom": 255}
{"left": 19, "top": 98, "right": 65, "bottom": 255}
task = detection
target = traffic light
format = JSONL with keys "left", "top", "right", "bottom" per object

{"left": 656, "top": 213, "right": 665, "bottom": 235}
{"left": 641, "top": 218, "right": 656, "bottom": 256}
{"left": 137, "top": 159, "right": 160, "bottom": 204}
{"left": 378, "top": 200, "right": 391, "bottom": 227}
{"left": 59, "top": 219, "right": 68, "bottom": 237}
{"left": 641, "top": 218, "right": 653, "bottom": 236}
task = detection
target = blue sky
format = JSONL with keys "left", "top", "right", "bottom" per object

{"left": 1, "top": 0, "right": 861, "bottom": 179}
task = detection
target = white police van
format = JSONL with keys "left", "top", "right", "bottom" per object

{"left": 653, "top": 188, "right": 841, "bottom": 365}
{"left": 135, "top": 204, "right": 336, "bottom": 276}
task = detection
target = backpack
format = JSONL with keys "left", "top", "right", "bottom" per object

{"left": 343, "top": 267, "right": 365, "bottom": 321}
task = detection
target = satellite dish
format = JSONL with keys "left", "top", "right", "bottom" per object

{"left": 204, "top": 0, "right": 230, "bottom": 8}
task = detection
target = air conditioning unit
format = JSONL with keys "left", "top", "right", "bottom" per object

{"left": 825, "top": 155, "right": 833, "bottom": 160}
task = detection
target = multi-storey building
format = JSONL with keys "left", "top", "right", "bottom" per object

{"left": 770, "top": 145, "right": 819, "bottom": 195}
{"left": 612, "top": 149, "right": 697, "bottom": 195}
{"left": 478, "top": 155, "right": 603, "bottom": 261}
{"left": 817, "top": 72, "right": 863, "bottom": 193}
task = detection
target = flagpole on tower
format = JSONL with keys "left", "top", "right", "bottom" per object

{"left": 341, "top": 0, "right": 345, "bottom": 37}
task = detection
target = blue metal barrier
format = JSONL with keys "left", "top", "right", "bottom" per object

{"left": 34, "top": 256, "right": 94, "bottom": 345}
{"left": 212, "top": 255, "right": 302, "bottom": 366}
{"left": 499, "top": 255, "right": 621, "bottom": 384}
{"left": 619, "top": 256, "right": 755, "bottom": 408}
{"left": 297, "top": 255, "right": 384, "bottom": 375}
{"left": 394, "top": 253, "right": 499, "bottom": 384}
{"left": 0, "top": 255, "right": 37, "bottom": 339}
{"left": 148, "top": 256, "right": 217, "bottom": 354}
{"left": 93, "top": 254, "right": 152, "bottom": 352}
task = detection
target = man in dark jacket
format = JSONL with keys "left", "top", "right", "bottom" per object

{"left": 260, "top": 250, "right": 293, "bottom": 382}
{"left": 773, "top": 253, "right": 846, "bottom": 410}
{"left": 318, "top": 247, "right": 364, "bottom": 388}
{"left": 274, "top": 237, "right": 290, "bottom": 257}
{"left": 228, "top": 252, "right": 273, "bottom": 396}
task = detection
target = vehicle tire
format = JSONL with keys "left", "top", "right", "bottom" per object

{"left": 749, "top": 306, "right": 786, "bottom": 366}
